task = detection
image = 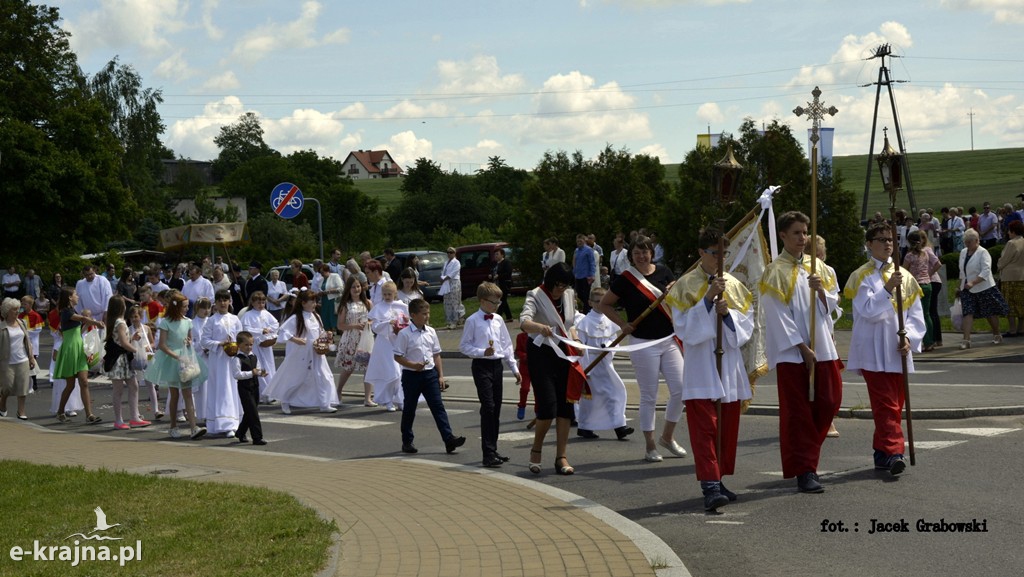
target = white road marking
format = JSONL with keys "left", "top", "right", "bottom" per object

{"left": 928, "top": 427, "right": 1021, "bottom": 437}
{"left": 707, "top": 520, "right": 745, "bottom": 525}
{"left": 261, "top": 415, "right": 390, "bottom": 429}
{"left": 498, "top": 431, "right": 538, "bottom": 442}
{"left": 910, "top": 440, "right": 967, "bottom": 450}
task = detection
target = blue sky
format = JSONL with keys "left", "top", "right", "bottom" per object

{"left": 55, "top": 0, "right": 1024, "bottom": 172}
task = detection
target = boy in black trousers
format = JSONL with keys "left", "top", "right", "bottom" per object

{"left": 232, "top": 331, "right": 267, "bottom": 445}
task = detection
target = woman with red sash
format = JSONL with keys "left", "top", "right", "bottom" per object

{"left": 519, "top": 263, "right": 578, "bottom": 475}
{"left": 596, "top": 236, "right": 687, "bottom": 463}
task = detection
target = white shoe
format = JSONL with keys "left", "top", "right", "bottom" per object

{"left": 281, "top": 403, "right": 291, "bottom": 414}
{"left": 177, "top": 415, "right": 187, "bottom": 423}
{"left": 386, "top": 404, "right": 397, "bottom": 412}
{"left": 658, "top": 437, "right": 688, "bottom": 457}
{"left": 226, "top": 430, "right": 235, "bottom": 438}
{"left": 67, "top": 411, "right": 78, "bottom": 417}
{"left": 320, "top": 406, "right": 338, "bottom": 413}
{"left": 169, "top": 428, "right": 182, "bottom": 439}
{"left": 644, "top": 450, "right": 664, "bottom": 463}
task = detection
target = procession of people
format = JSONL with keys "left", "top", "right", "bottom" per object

{"left": 5, "top": 193, "right": 1023, "bottom": 512}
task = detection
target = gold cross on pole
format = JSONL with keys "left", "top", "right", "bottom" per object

{"left": 793, "top": 86, "right": 838, "bottom": 144}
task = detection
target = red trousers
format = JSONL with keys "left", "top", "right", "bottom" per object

{"left": 776, "top": 360, "right": 843, "bottom": 478}
{"left": 862, "top": 370, "right": 906, "bottom": 455}
{"left": 685, "top": 399, "right": 740, "bottom": 481}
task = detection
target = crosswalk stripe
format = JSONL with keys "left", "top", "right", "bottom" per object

{"left": 928, "top": 427, "right": 1021, "bottom": 437}
{"left": 261, "top": 415, "right": 390, "bottom": 429}
{"left": 911, "top": 440, "right": 967, "bottom": 450}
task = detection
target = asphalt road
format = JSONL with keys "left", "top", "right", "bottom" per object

{"left": 19, "top": 352, "right": 1024, "bottom": 577}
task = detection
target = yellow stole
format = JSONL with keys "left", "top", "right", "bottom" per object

{"left": 666, "top": 267, "right": 753, "bottom": 315}
{"left": 843, "top": 260, "right": 922, "bottom": 311}
{"left": 758, "top": 250, "right": 837, "bottom": 305}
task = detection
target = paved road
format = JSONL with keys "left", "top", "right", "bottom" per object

{"left": 20, "top": 332, "right": 1024, "bottom": 577}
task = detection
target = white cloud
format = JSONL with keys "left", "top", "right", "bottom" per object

{"left": 637, "top": 143, "right": 671, "bottom": 163}
{"left": 200, "top": 71, "right": 240, "bottom": 92}
{"left": 697, "top": 102, "right": 725, "bottom": 125}
{"left": 154, "top": 50, "right": 194, "bottom": 81}
{"left": 376, "top": 100, "right": 452, "bottom": 120}
{"left": 941, "top": 0, "right": 1024, "bottom": 24}
{"left": 63, "top": 0, "right": 188, "bottom": 57}
{"left": 382, "top": 131, "right": 434, "bottom": 168}
{"left": 201, "top": 0, "right": 224, "bottom": 40}
{"left": 165, "top": 96, "right": 247, "bottom": 160}
{"left": 787, "top": 22, "right": 913, "bottom": 88}
{"left": 512, "top": 71, "right": 651, "bottom": 144}
{"left": 264, "top": 108, "right": 351, "bottom": 156}
{"left": 436, "top": 56, "right": 526, "bottom": 95}
{"left": 228, "top": 1, "right": 350, "bottom": 66}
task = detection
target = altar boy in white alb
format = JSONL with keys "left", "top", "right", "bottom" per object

{"left": 199, "top": 290, "right": 243, "bottom": 436}
{"left": 667, "top": 228, "right": 754, "bottom": 512}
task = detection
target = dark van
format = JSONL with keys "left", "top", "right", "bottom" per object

{"left": 455, "top": 242, "right": 528, "bottom": 297}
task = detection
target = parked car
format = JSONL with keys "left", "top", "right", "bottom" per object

{"left": 269, "top": 263, "right": 317, "bottom": 290}
{"left": 374, "top": 250, "right": 447, "bottom": 302}
{"left": 455, "top": 242, "right": 529, "bottom": 297}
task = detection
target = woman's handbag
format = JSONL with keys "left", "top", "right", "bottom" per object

{"left": 178, "top": 346, "right": 201, "bottom": 382}
{"left": 102, "top": 339, "right": 134, "bottom": 373}
{"left": 354, "top": 326, "right": 374, "bottom": 365}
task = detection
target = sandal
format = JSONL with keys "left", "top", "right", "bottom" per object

{"left": 529, "top": 449, "right": 542, "bottom": 475}
{"left": 555, "top": 456, "right": 575, "bottom": 476}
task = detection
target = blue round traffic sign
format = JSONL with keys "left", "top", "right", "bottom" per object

{"left": 270, "top": 182, "right": 304, "bottom": 219}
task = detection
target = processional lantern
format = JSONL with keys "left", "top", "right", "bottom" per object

{"left": 712, "top": 144, "right": 743, "bottom": 206}
{"left": 875, "top": 127, "right": 903, "bottom": 200}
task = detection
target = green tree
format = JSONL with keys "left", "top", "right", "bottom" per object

{"left": 88, "top": 57, "right": 169, "bottom": 219}
{"left": 212, "top": 112, "right": 278, "bottom": 180}
{"left": 0, "top": 1, "right": 135, "bottom": 264}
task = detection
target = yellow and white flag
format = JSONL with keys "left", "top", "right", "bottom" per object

{"left": 724, "top": 214, "right": 771, "bottom": 411}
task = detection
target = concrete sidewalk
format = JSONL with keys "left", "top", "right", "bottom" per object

{"left": 2, "top": 421, "right": 675, "bottom": 577}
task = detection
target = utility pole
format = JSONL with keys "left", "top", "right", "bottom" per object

{"left": 968, "top": 108, "right": 975, "bottom": 151}
{"left": 860, "top": 44, "right": 917, "bottom": 222}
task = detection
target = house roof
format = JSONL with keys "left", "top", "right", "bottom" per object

{"left": 347, "top": 150, "right": 402, "bottom": 174}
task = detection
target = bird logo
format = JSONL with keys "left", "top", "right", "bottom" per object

{"left": 65, "top": 507, "right": 124, "bottom": 541}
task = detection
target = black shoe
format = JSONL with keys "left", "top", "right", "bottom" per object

{"left": 888, "top": 455, "right": 907, "bottom": 476}
{"left": 701, "top": 481, "right": 729, "bottom": 512}
{"left": 718, "top": 482, "right": 738, "bottom": 502}
{"left": 615, "top": 426, "right": 635, "bottom": 440}
{"left": 401, "top": 443, "right": 418, "bottom": 454}
{"left": 252, "top": 439, "right": 267, "bottom": 446}
{"left": 873, "top": 449, "right": 890, "bottom": 470}
{"left": 482, "top": 456, "right": 504, "bottom": 468}
{"left": 445, "top": 436, "right": 466, "bottom": 454}
{"left": 495, "top": 453, "right": 511, "bottom": 462}
{"left": 797, "top": 472, "right": 824, "bottom": 493}
{"left": 577, "top": 429, "right": 599, "bottom": 439}
{"left": 236, "top": 433, "right": 248, "bottom": 443}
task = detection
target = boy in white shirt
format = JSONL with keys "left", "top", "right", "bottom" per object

{"left": 459, "top": 283, "right": 520, "bottom": 468}
{"left": 393, "top": 298, "right": 466, "bottom": 455}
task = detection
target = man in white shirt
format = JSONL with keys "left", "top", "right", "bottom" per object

{"left": 609, "top": 235, "right": 629, "bottom": 284}
{"left": 2, "top": 266, "right": 22, "bottom": 300}
{"left": 182, "top": 264, "right": 215, "bottom": 316}
{"left": 145, "top": 269, "right": 170, "bottom": 294}
{"left": 75, "top": 265, "right": 113, "bottom": 320}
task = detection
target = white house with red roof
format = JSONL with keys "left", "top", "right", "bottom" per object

{"left": 342, "top": 149, "right": 403, "bottom": 179}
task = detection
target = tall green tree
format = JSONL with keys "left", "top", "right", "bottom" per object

{"left": 212, "top": 112, "right": 278, "bottom": 180}
{"left": 0, "top": 0, "right": 135, "bottom": 264}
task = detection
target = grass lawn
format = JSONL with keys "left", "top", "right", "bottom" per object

{"left": 352, "top": 178, "right": 404, "bottom": 210}
{"left": 0, "top": 461, "right": 336, "bottom": 577}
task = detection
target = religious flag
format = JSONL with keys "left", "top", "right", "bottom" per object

{"left": 723, "top": 214, "right": 771, "bottom": 411}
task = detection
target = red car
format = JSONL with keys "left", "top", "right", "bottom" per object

{"left": 454, "top": 242, "right": 528, "bottom": 297}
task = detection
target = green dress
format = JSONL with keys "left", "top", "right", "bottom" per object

{"left": 144, "top": 317, "right": 207, "bottom": 388}
{"left": 52, "top": 309, "right": 88, "bottom": 379}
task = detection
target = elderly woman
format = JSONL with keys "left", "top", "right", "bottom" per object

{"left": 997, "top": 220, "right": 1024, "bottom": 337}
{"left": 0, "top": 298, "right": 35, "bottom": 420}
{"left": 314, "top": 263, "right": 344, "bottom": 332}
{"left": 265, "top": 268, "right": 289, "bottom": 321}
{"left": 519, "top": 263, "right": 578, "bottom": 475}
{"left": 596, "top": 235, "right": 687, "bottom": 462}
{"left": 439, "top": 247, "right": 463, "bottom": 329}
{"left": 958, "top": 228, "right": 1009, "bottom": 349}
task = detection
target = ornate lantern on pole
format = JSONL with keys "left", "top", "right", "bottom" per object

{"left": 712, "top": 144, "right": 743, "bottom": 206}
{"left": 710, "top": 144, "right": 742, "bottom": 459}
{"left": 874, "top": 126, "right": 917, "bottom": 467}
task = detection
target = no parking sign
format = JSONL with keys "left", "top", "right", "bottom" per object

{"left": 270, "top": 182, "right": 304, "bottom": 219}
